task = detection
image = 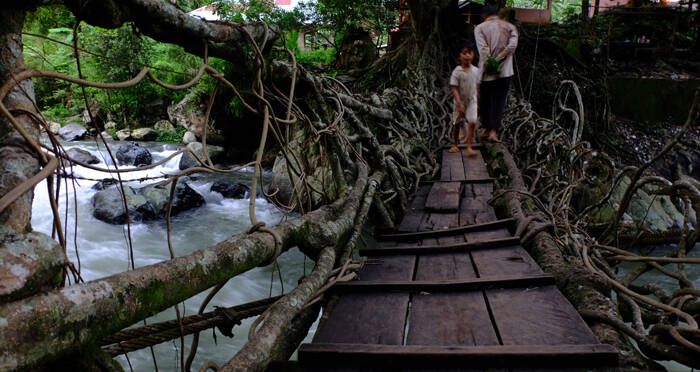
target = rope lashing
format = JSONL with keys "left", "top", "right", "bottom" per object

{"left": 246, "top": 222, "right": 283, "bottom": 266}
{"left": 100, "top": 295, "right": 282, "bottom": 357}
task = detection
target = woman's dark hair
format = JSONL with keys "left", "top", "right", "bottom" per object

{"left": 481, "top": 5, "right": 498, "bottom": 16}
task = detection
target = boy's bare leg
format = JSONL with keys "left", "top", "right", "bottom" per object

{"left": 465, "top": 122, "right": 477, "bottom": 157}
{"left": 449, "top": 122, "right": 460, "bottom": 153}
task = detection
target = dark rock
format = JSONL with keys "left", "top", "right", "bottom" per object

{"left": 140, "top": 182, "right": 205, "bottom": 217}
{"left": 58, "top": 123, "right": 87, "bottom": 141}
{"left": 116, "top": 142, "right": 152, "bottom": 166}
{"left": 211, "top": 181, "right": 250, "bottom": 199}
{"left": 91, "top": 178, "right": 119, "bottom": 191}
{"left": 82, "top": 103, "right": 107, "bottom": 130}
{"left": 92, "top": 182, "right": 205, "bottom": 224}
{"left": 91, "top": 186, "right": 157, "bottom": 224}
{"left": 178, "top": 142, "right": 225, "bottom": 170}
{"left": 66, "top": 148, "right": 100, "bottom": 165}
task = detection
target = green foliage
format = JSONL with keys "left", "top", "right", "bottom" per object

{"left": 301, "top": 0, "right": 398, "bottom": 48}
{"left": 507, "top": 0, "right": 582, "bottom": 23}
{"left": 23, "top": 5, "right": 204, "bottom": 125}
{"left": 42, "top": 104, "right": 73, "bottom": 120}
{"left": 156, "top": 126, "right": 188, "bottom": 143}
{"left": 214, "top": 0, "right": 304, "bottom": 29}
{"left": 296, "top": 48, "right": 337, "bottom": 68}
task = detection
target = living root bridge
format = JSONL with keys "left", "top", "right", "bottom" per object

{"left": 0, "top": 166, "right": 376, "bottom": 371}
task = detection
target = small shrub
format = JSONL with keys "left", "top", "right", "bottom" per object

{"left": 156, "top": 126, "right": 187, "bottom": 143}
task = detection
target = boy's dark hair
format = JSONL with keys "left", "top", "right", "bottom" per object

{"left": 458, "top": 40, "right": 475, "bottom": 53}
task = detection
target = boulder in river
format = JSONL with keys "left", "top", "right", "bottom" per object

{"left": 131, "top": 128, "right": 158, "bottom": 141}
{"left": 58, "top": 123, "right": 87, "bottom": 141}
{"left": 116, "top": 129, "right": 132, "bottom": 141}
{"left": 66, "top": 148, "right": 100, "bottom": 165}
{"left": 154, "top": 120, "right": 175, "bottom": 133}
{"left": 182, "top": 131, "right": 197, "bottom": 144}
{"left": 48, "top": 121, "right": 62, "bottom": 134}
{"left": 116, "top": 142, "right": 152, "bottom": 166}
{"left": 92, "top": 178, "right": 119, "bottom": 191}
{"left": 91, "top": 182, "right": 205, "bottom": 224}
{"left": 210, "top": 181, "right": 249, "bottom": 199}
{"left": 179, "top": 142, "right": 224, "bottom": 170}
{"left": 91, "top": 186, "right": 157, "bottom": 224}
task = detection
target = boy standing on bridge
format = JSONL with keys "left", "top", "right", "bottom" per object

{"left": 449, "top": 40, "right": 480, "bottom": 157}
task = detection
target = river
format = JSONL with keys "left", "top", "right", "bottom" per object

{"left": 31, "top": 138, "right": 315, "bottom": 371}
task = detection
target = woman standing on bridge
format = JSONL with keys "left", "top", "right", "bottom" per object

{"left": 475, "top": 5, "right": 518, "bottom": 143}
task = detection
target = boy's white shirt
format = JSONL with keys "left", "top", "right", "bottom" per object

{"left": 475, "top": 16, "right": 518, "bottom": 81}
{"left": 450, "top": 64, "right": 479, "bottom": 106}
{"left": 450, "top": 64, "right": 480, "bottom": 123}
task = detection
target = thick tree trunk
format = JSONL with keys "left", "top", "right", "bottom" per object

{"left": 0, "top": 3, "right": 66, "bottom": 312}
{"left": 407, "top": 0, "right": 459, "bottom": 42}
{"left": 61, "top": 0, "right": 279, "bottom": 65}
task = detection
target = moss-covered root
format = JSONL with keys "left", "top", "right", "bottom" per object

{"left": 485, "top": 143, "right": 659, "bottom": 370}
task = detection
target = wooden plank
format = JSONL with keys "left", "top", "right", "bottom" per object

{"left": 442, "top": 143, "right": 484, "bottom": 149}
{"left": 397, "top": 185, "right": 430, "bottom": 232}
{"left": 471, "top": 246, "right": 543, "bottom": 277}
{"left": 397, "top": 211, "right": 426, "bottom": 233}
{"left": 360, "top": 237, "right": 521, "bottom": 256}
{"left": 462, "top": 149, "right": 490, "bottom": 180}
{"left": 312, "top": 293, "right": 410, "bottom": 345}
{"left": 425, "top": 182, "right": 461, "bottom": 212}
{"left": 464, "top": 228, "right": 512, "bottom": 241}
{"left": 379, "top": 218, "right": 514, "bottom": 241}
{"left": 419, "top": 178, "right": 494, "bottom": 186}
{"left": 298, "top": 343, "right": 619, "bottom": 369}
{"left": 407, "top": 292, "right": 500, "bottom": 346}
{"left": 356, "top": 255, "right": 416, "bottom": 282}
{"left": 413, "top": 253, "right": 475, "bottom": 280}
{"left": 447, "top": 150, "right": 466, "bottom": 181}
{"left": 440, "top": 149, "right": 452, "bottom": 181}
{"left": 487, "top": 286, "right": 602, "bottom": 346}
{"left": 330, "top": 273, "right": 555, "bottom": 293}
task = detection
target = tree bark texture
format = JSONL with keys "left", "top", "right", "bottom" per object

{"left": 61, "top": 0, "right": 280, "bottom": 65}
{"left": 0, "top": 5, "right": 66, "bottom": 309}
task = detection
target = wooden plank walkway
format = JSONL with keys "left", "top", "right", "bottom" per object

{"left": 297, "top": 146, "right": 618, "bottom": 371}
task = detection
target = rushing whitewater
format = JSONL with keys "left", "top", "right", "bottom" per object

{"left": 31, "top": 139, "right": 314, "bottom": 371}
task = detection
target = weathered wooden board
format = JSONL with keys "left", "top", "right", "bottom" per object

{"left": 356, "top": 255, "right": 416, "bottom": 282}
{"left": 462, "top": 150, "right": 490, "bottom": 180}
{"left": 425, "top": 182, "right": 461, "bottom": 212}
{"left": 471, "top": 246, "right": 543, "bottom": 277}
{"left": 312, "top": 293, "right": 410, "bottom": 345}
{"left": 486, "top": 286, "right": 601, "bottom": 346}
{"left": 397, "top": 185, "right": 431, "bottom": 232}
{"left": 464, "top": 228, "right": 512, "bottom": 241}
{"left": 407, "top": 292, "right": 500, "bottom": 346}
{"left": 298, "top": 343, "right": 619, "bottom": 369}
{"left": 460, "top": 195, "right": 498, "bottom": 225}
{"left": 381, "top": 218, "right": 514, "bottom": 242}
{"left": 330, "top": 274, "right": 555, "bottom": 293}
{"left": 440, "top": 149, "right": 467, "bottom": 181}
{"left": 414, "top": 252, "right": 476, "bottom": 281}
{"left": 361, "top": 237, "right": 522, "bottom": 256}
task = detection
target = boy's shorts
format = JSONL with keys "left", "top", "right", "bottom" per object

{"left": 452, "top": 101, "right": 477, "bottom": 125}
